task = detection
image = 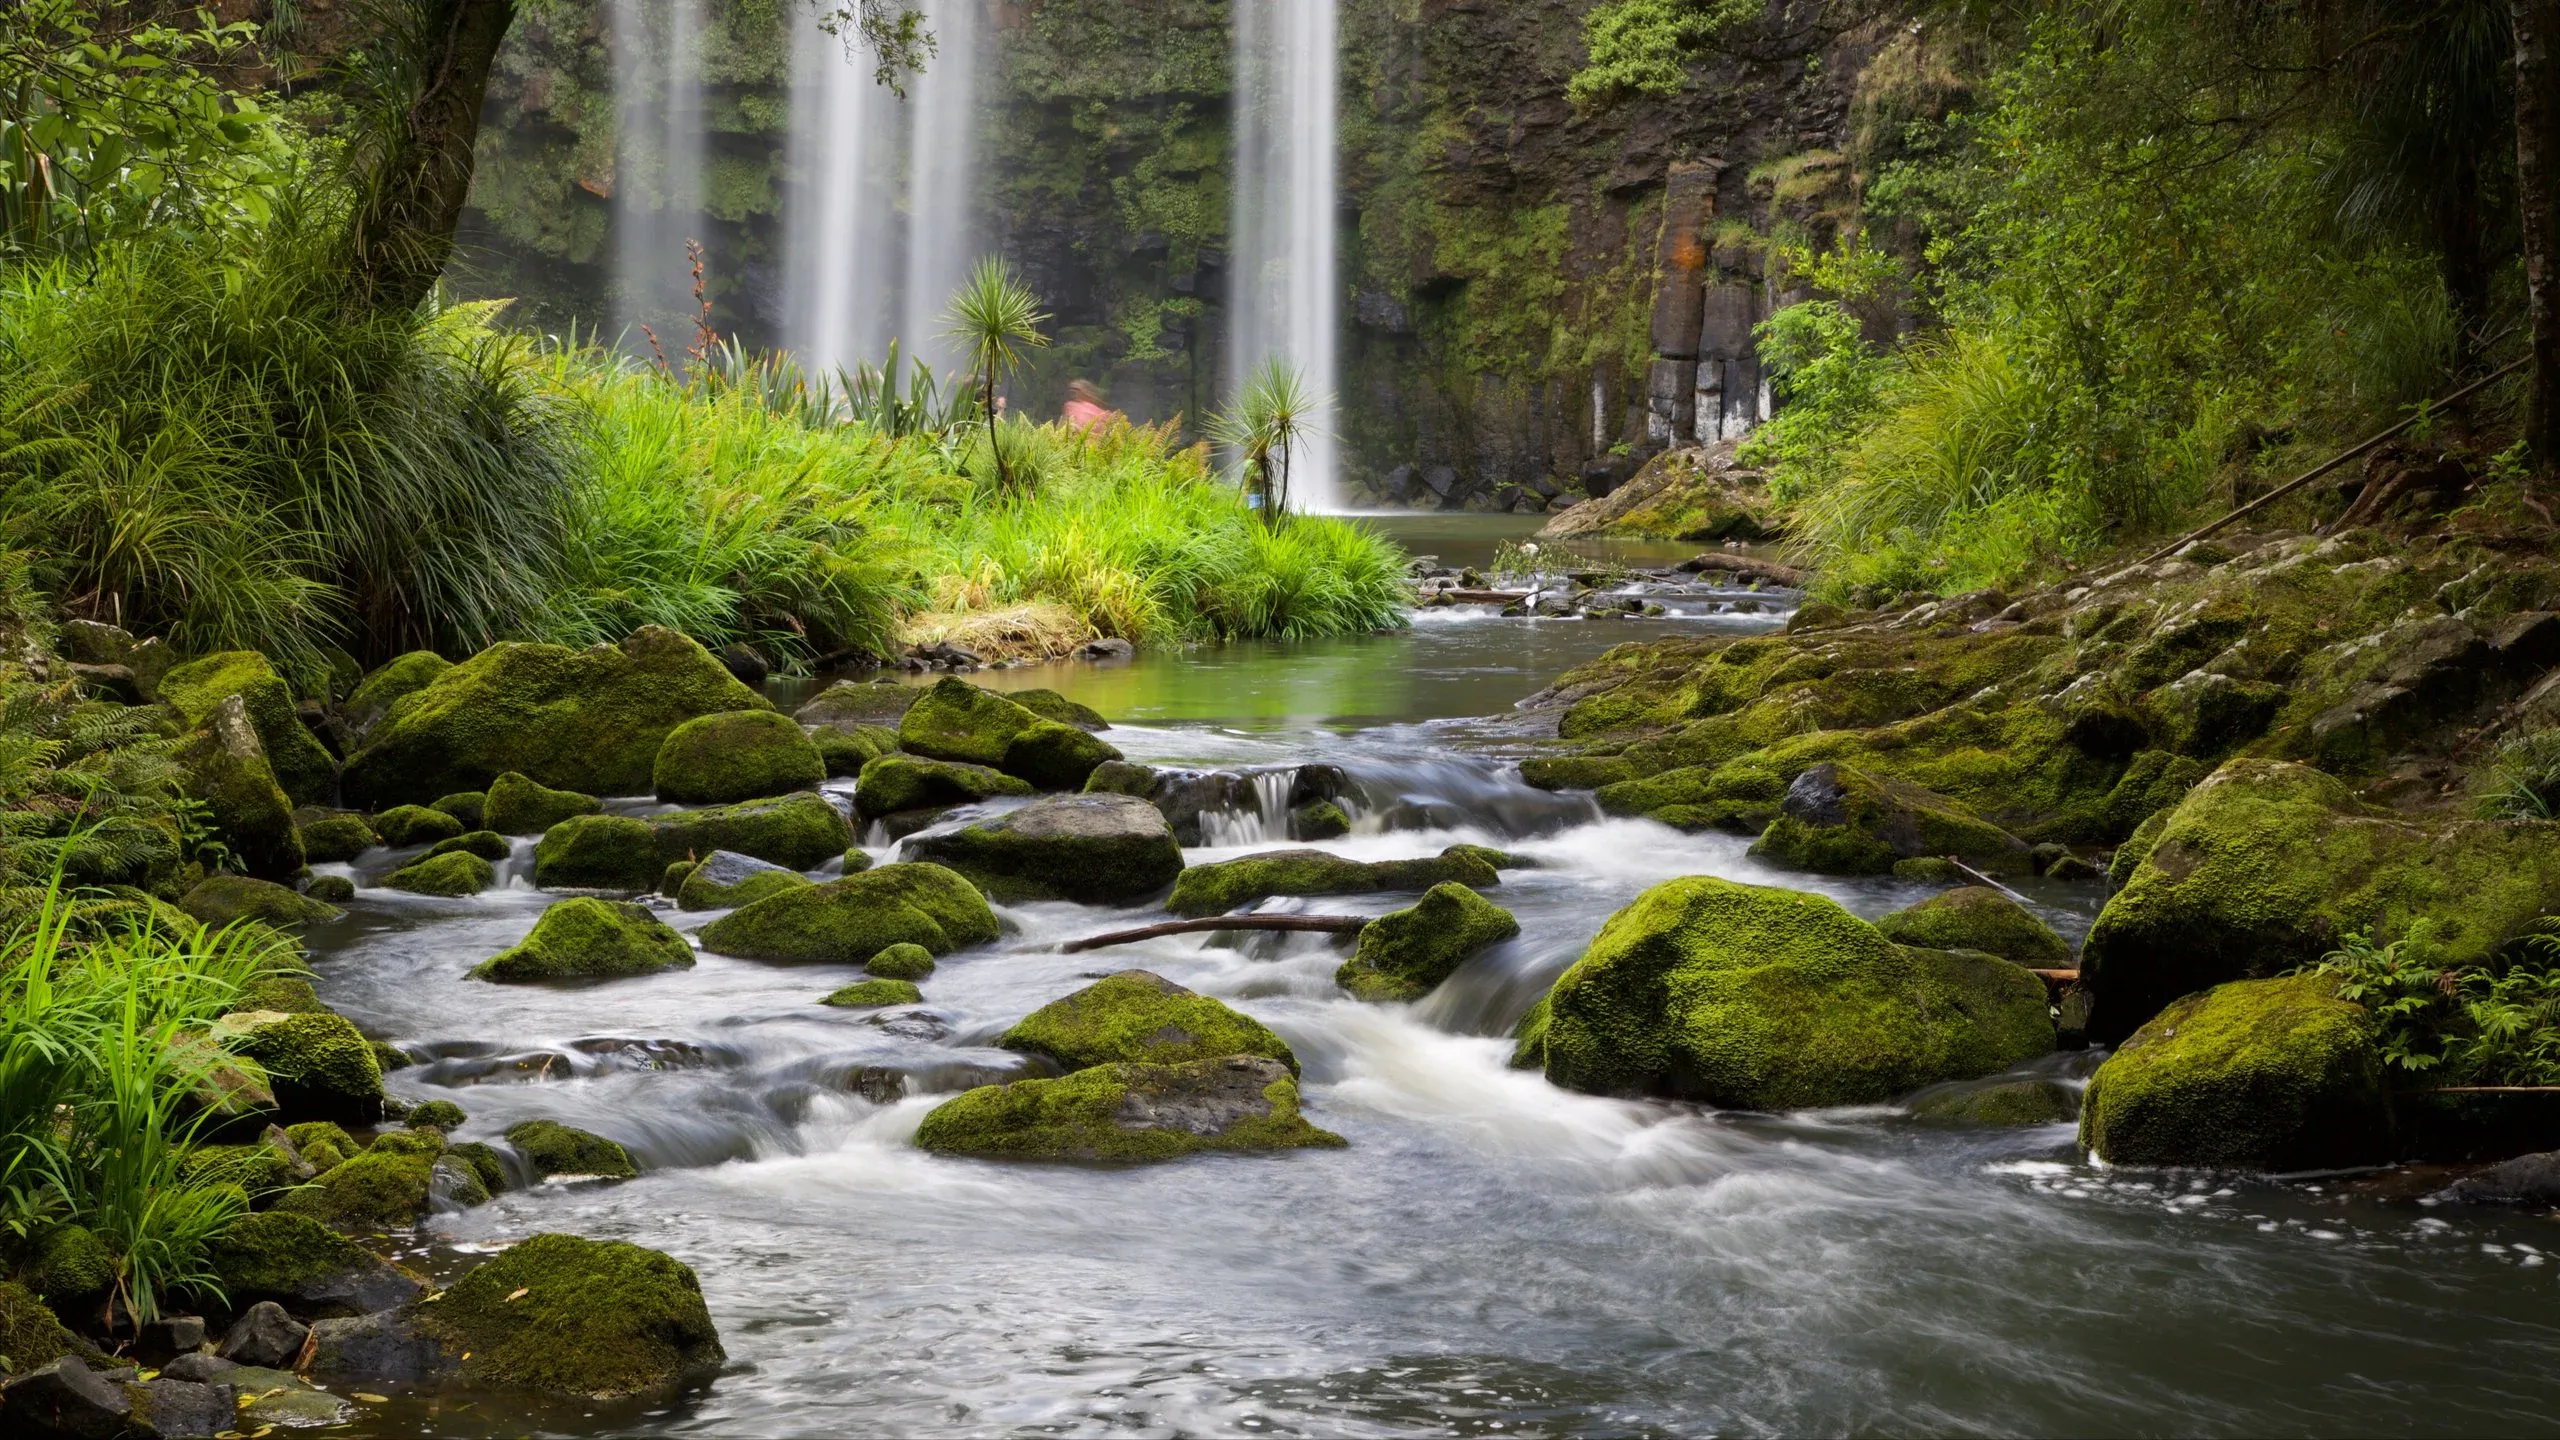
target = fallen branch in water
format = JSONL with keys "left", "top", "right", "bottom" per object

{"left": 1059, "top": 914, "right": 1372, "bottom": 953}
{"left": 1675, "top": 553, "right": 1803, "bottom": 587}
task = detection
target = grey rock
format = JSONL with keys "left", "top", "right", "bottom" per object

{"left": 1078, "top": 638, "right": 1136, "bottom": 662}
{"left": 133, "top": 1377, "right": 234, "bottom": 1438}
{"left": 306, "top": 1308, "right": 458, "bottom": 1384}
{"left": 793, "top": 680, "right": 919, "bottom": 731}
{"left": 2, "top": 1357, "right": 129, "bottom": 1439}
{"left": 904, "top": 792, "right": 1183, "bottom": 904}
{"left": 156, "top": 1355, "right": 239, "bottom": 1384}
{"left": 219, "top": 1302, "right": 310, "bottom": 1370}
{"left": 2436, "top": 1151, "right": 2560, "bottom": 1206}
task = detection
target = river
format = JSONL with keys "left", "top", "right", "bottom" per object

{"left": 300, "top": 516, "right": 2560, "bottom": 1437}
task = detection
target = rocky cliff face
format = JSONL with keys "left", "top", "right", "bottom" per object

{"left": 444, "top": 0, "right": 1892, "bottom": 504}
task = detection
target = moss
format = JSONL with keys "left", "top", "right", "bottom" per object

{"left": 1000, "top": 970, "right": 1297, "bottom": 1073}
{"left": 1748, "top": 763, "right": 2033, "bottom": 877}
{"left": 425, "top": 829, "right": 513, "bottom": 862}
{"left": 904, "top": 793, "right": 1184, "bottom": 903}
{"left": 1337, "top": 884, "right": 1520, "bottom": 1002}
{"left": 649, "top": 791, "right": 853, "bottom": 871}
{"left": 175, "top": 697, "right": 304, "bottom": 879}
{"left": 2109, "top": 806, "right": 2174, "bottom": 890}
{"left": 897, "top": 677, "right": 1045, "bottom": 767}
{"left": 433, "top": 791, "right": 489, "bottom": 830}
{"left": 1083, "top": 760, "right": 1159, "bottom": 797}
{"left": 286, "top": 1121, "right": 358, "bottom": 1174}
{"left": 661, "top": 860, "right": 698, "bottom": 895}
{"left": 916, "top": 1056, "right": 1345, "bottom": 1162}
{"left": 813, "top": 725, "right": 899, "bottom": 778}
{"left": 1291, "top": 800, "right": 1351, "bottom": 840}
{"left": 1597, "top": 759, "right": 1783, "bottom": 819}
{"left": 674, "top": 858, "right": 811, "bottom": 912}
{"left": 821, "top": 978, "right": 924, "bottom": 1007}
{"left": 181, "top": 1140, "right": 299, "bottom": 1193}
{"left": 2080, "top": 759, "right": 2560, "bottom": 1044}
{"left": 222, "top": 1011, "right": 385, "bottom": 1122}
{"left": 533, "top": 814, "right": 662, "bottom": 890}
{"left": 792, "top": 680, "right": 919, "bottom": 730}
{"left": 1531, "top": 876, "right": 2053, "bottom": 1108}
{"left": 416, "top": 1233, "right": 723, "bottom": 1399}
{"left": 1874, "top": 888, "right": 2070, "bottom": 968}
{"left": 1010, "top": 688, "right": 1109, "bottom": 730}
{"left": 305, "top": 875, "right": 356, "bottom": 904}
{"left": 697, "top": 862, "right": 999, "bottom": 963}
{"left": 373, "top": 804, "right": 466, "bottom": 848}
{"left": 297, "top": 812, "right": 379, "bottom": 863}
{"left": 503, "top": 1120, "right": 637, "bottom": 1180}
{"left": 1519, "top": 754, "right": 1638, "bottom": 791}
{"left": 204, "top": 1210, "right": 393, "bottom": 1306}
{"left": 25, "top": 1224, "right": 112, "bottom": 1304}
{"left": 0, "top": 1279, "right": 83, "bottom": 1373}
{"left": 1001, "top": 719, "right": 1124, "bottom": 790}
{"left": 179, "top": 874, "right": 340, "bottom": 929}
{"left": 447, "top": 1141, "right": 510, "bottom": 1194}
{"left": 159, "top": 650, "right": 338, "bottom": 807}
{"left": 1911, "top": 1080, "right": 2078, "bottom": 1126}
{"left": 652, "top": 709, "right": 826, "bottom": 805}
{"left": 2078, "top": 972, "right": 2388, "bottom": 1168}
{"left": 344, "top": 651, "right": 452, "bottom": 730}
{"left": 278, "top": 1148, "right": 436, "bottom": 1229}
{"left": 406, "top": 1099, "right": 468, "bottom": 1130}
{"left": 1167, "top": 846, "right": 1501, "bottom": 917}
{"left": 367, "top": 1128, "right": 448, "bottom": 1159}
{"left": 841, "top": 848, "right": 875, "bottom": 874}
{"left": 485, "top": 771, "right": 604, "bottom": 834}
{"left": 853, "top": 753, "right": 1034, "bottom": 820}
{"left": 864, "top": 942, "right": 936, "bottom": 979}
{"left": 386, "top": 849, "right": 496, "bottom": 896}
{"left": 342, "top": 627, "right": 768, "bottom": 807}
{"left": 473, "top": 898, "right": 695, "bottom": 983}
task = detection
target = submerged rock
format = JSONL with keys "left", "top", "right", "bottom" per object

{"left": 160, "top": 649, "right": 338, "bottom": 807}
{"left": 1166, "top": 845, "right": 1501, "bottom": 917}
{"left": 1000, "top": 971, "right": 1297, "bottom": 1073}
{"left": 1874, "top": 887, "right": 2070, "bottom": 969}
{"left": 650, "top": 790, "right": 853, "bottom": 871}
{"left": 853, "top": 752, "right": 1033, "bottom": 819}
{"left": 652, "top": 709, "right": 826, "bottom": 805}
{"left": 697, "top": 862, "right": 999, "bottom": 964}
{"left": 2078, "top": 971, "right": 2387, "bottom": 1170}
{"left": 1910, "top": 1079, "right": 2079, "bottom": 1126}
{"left": 484, "top": 770, "right": 604, "bottom": 834}
{"left": 674, "top": 850, "right": 812, "bottom": 911}
{"left": 1336, "top": 883, "right": 1519, "bottom": 1002}
{"left": 915, "top": 1055, "right": 1344, "bottom": 1162}
{"left": 2435, "top": 1151, "right": 2560, "bottom": 1206}
{"left": 503, "top": 1120, "right": 638, "bottom": 1180}
{"left": 1515, "top": 876, "right": 2053, "bottom": 1109}
{"left": 904, "top": 793, "right": 1183, "bottom": 903}
{"left": 1749, "top": 763, "right": 2033, "bottom": 877}
{"left": 178, "top": 874, "right": 340, "bottom": 929}
{"left": 473, "top": 898, "right": 695, "bottom": 982}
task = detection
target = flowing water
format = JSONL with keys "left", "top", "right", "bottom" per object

{"left": 610, "top": 0, "right": 707, "bottom": 342}
{"left": 301, "top": 519, "right": 2560, "bottom": 1436}
{"left": 1230, "top": 0, "right": 1340, "bottom": 511}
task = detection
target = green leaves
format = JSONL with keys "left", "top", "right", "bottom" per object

{"left": 1567, "top": 0, "right": 1760, "bottom": 110}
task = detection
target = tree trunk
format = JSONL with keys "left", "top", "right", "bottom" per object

{"left": 2518, "top": 0, "right": 2560, "bottom": 470}
{"left": 347, "top": 0, "right": 517, "bottom": 314}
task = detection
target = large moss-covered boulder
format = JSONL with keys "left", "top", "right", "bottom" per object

{"left": 160, "top": 650, "right": 338, "bottom": 806}
{"left": 296, "top": 811, "right": 378, "bottom": 863}
{"left": 0, "top": 1279, "right": 82, "bottom": 1373}
{"left": 673, "top": 851, "right": 811, "bottom": 911}
{"left": 413, "top": 1233, "right": 723, "bottom": 1399}
{"left": 384, "top": 849, "right": 494, "bottom": 896}
{"left": 1516, "top": 877, "right": 2054, "bottom": 1108}
{"left": 652, "top": 709, "right": 825, "bottom": 805}
{"left": 914, "top": 1055, "right": 1344, "bottom": 1162}
{"left": 1749, "top": 763, "right": 2034, "bottom": 877}
{"left": 999, "top": 971, "right": 1297, "bottom": 1073}
{"left": 2078, "top": 972, "right": 2388, "bottom": 1169}
{"left": 896, "top": 677, "right": 1043, "bottom": 767}
{"left": 342, "top": 627, "right": 767, "bottom": 807}
{"left": 1167, "top": 846, "right": 1500, "bottom": 917}
{"left": 485, "top": 771, "right": 604, "bottom": 834}
{"left": 1336, "top": 884, "right": 1519, "bottom": 1002}
{"left": 532, "top": 815, "right": 660, "bottom": 890}
{"left": 649, "top": 791, "right": 853, "bottom": 871}
{"left": 697, "top": 862, "right": 998, "bottom": 963}
{"left": 178, "top": 875, "right": 340, "bottom": 929}
{"left": 205, "top": 1211, "right": 422, "bottom": 1317}
{"left": 813, "top": 723, "right": 900, "bottom": 778}
{"left": 793, "top": 679, "right": 918, "bottom": 730}
{"left": 473, "top": 899, "right": 694, "bottom": 983}
{"left": 853, "top": 753, "right": 1032, "bottom": 820}
{"left": 1001, "top": 720, "right": 1124, "bottom": 791}
{"left": 372, "top": 803, "right": 464, "bottom": 848}
{"left": 342, "top": 650, "right": 451, "bottom": 739}
{"left": 1874, "top": 887, "right": 2070, "bottom": 968}
{"left": 503, "top": 1120, "right": 637, "bottom": 1179}
{"left": 175, "top": 695, "right": 304, "bottom": 879}
{"left": 903, "top": 793, "right": 1182, "bottom": 903}
{"left": 216, "top": 1010, "right": 385, "bottom": 1123}
{"left": 2081, "top": 759, "right": 2560, "bottom": 1044}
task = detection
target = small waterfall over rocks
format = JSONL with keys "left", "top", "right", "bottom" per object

{"left": 1230, "top": 0, "right": 1340, "bottom": 511}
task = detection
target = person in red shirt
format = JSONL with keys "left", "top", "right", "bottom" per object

{"left": 1060, "top": 378, "right": 1122, "bottom": 432}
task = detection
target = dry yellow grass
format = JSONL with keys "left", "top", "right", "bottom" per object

{"left": 896, "top": 601, "right": 1094, "bottom": 662}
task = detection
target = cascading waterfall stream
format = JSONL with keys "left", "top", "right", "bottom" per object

{"left": 899, "top": 0, "right": 982, "bottom": 374}
{"left": 1231, "top": 0, "right": 1341, "bottom": 512}
{"left": 610, "top": 0, "right": 707, "bottom": 344}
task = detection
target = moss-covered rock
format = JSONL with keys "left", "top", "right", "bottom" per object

{"left": 915, "top": 1055, "right": 1344, "bottom": 1162}
{"left": 821, "top": 978, "right": 924, "bottom": 1007}
{"left": 343, "top": 651, "right": 452, "bottom": 739}
{"left": 385, "top": 849, "right": 495, "bottom": 896}
{"left": 1911, "top": 1079, "right": 2079, "bottom": 1126}
{"left": 649, "top": 791, "right": 853, "bottom": 871}
{"left": 696, "top": 862, "right": 998, "bottom": 963}
{"left": 181, "top": 1139, "right": 301, "bottom": 1194}
{"left": 532, "top": 815, "right": 660, "bottom": 890}
{"left": 296, "top": 811, "right": 379, "bottom": 864}
{"left": 473, "top": 899, "right": 694, "bottom": 983}
{"left": 218, "top": 1011, "right": 384, "bottom": 1123}
{"left": 1519, "top": 754, "right": 1639, "bottom": 791}
{"left": 278, "top": 1145, "right": 437, "bottom": 1229}
{"left": 1291, "top": 800, "right": 1352, "bottom": 840}
{"left": 159, "top": 650, "right": 338, "bottom": 806}
{"left": 446, "top": 1141, "right": 510, "bottom": 1195}
{"left": 204, "top": 1210, "right": 421, "bottom": 1317}
{"left": 1000, "top": 719, "right": 1124, "bottom": 790}
{"left": 285, "top": 1120, "right": 357, "bottom": 1174}
{"left": 999, "top": 970, "right": 1297, "bottom": 1073}
{"left": 414, "top": 1233, "right": 723, "bottom": 1398}
{"left": 853, "top": 753, "right": 1033, "bottom": 820}
{"left": 813, "top": 723, "right": 901, "bottom": 778}
{"left": 237, "top": 975, "right": 325, "bottom": 1016}
{"left": 406, "top": 1099, "right": 468, "bottom": 1131}
{"left": 175, "top": 695, "right": 304, "bottom": 879}
{"left": 373, "top": 804, "right": 465, "bottom": 848}
{"left": 425, "top": 829, "right": 512, "bottom": 862}
{"left": 652, "top": 709, "right": 826, "bottom": 805}
{"left": 342, "top": 627, "right": 768, "bottom": 807}
{"left": 673, "top": 851, "right": 812, "bottom": 911}
{"left": 2108, "top": 806, "right": 2173, "bottom": 890}
{"left": 0, "top": 1278, "right": 82, "bottom": 1373}
{"left": 1167, "top": 846, "right": 1501, "bottom": 917}
{"left": 2079, "top": 972, "right": 2388, "bottom": 1169}
{"left": 178, "top": 874, "right": 341, "bottom": 929}
{"left": 24, "top": 1224, "right": 112, "bottom": 1306}
{"left": 864, "top": 941, "right": 936, "bottom": 979}
{"left": 897, "top": 677, "right": 1044, "bottom": 767}
{"left": 1749, "top": 763, "right": 2034, "bottom": 876}
{"left": 793, "top": 679, "right": 919, "bottom": 730}
{"left": 1336, "top": 884, "right": 1519, "bottom": 1002}
{"left": 1010, "top": 687, "right": 1109, "bottom": 731}
{"left": 1873, "top": 887, "right": 2070, "bottom": 968}
{"left": 903, "top": 793, "right": 1183, "bottom": 903}
{"left": 432, "top": 791, "right": 488, "bottom": 830}
{"left": 485, "top": 771, "right": 604, "bottom": 834}
{"left": 2080, "top": 759, "right": 2560, "bottom": 1044}
{"left": 305, "top": 875, "right": 356, "bottom": 904}
{"left": 1519, "top": 877, "right": 2054, "bottom": 1108}
{"left": 1082, "top": 759, "right": 1160, "bottom": 798}
{"left": 503, "top": 1120, "right": 637, "bottom": 1180}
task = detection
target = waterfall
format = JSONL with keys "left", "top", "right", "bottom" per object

{"left": 610, "top": 0, "right": 708, "bottom": 347}
{"left": 1231, "top": 0, "right": 1341, "bottom": 512}
{"left": 898, "top": 0, "right": 982, "bottom": 375}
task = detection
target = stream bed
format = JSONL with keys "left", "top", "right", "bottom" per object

{"left": 301, "top": 519, "right": 2560, "bottom": 1437}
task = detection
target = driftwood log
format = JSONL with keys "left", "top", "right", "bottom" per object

{"left": 1060, "top": 914, "right": 1372, "bottom": 953}
{"left": 1676, "top": 554, "right": 1804, "bottom": 587}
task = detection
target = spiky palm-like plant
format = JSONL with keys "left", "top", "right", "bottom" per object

{"left": 1211, "top": 359, "right": 1321, "bottom": 527}
{"left": 941, "top": 258, "right": 1049, "bottom": 494}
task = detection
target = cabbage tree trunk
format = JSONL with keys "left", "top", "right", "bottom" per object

{"left": 346, "top": 0, "right": 516, "bottom": 314}
{"left": 2518, "top": 0, "right": 2560, "bottom": 469}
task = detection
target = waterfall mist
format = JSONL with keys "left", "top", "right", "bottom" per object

{"left": 1231, "top": 0, "right": 1342, "bottom": 512}
{"left": 610, "top": 0, "right": 708, "bottom": 346}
